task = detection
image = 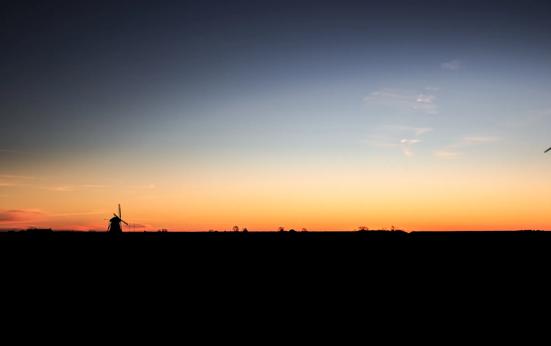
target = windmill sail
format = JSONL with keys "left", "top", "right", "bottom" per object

{"left": 119, "top": 204, "right": 128, "bottom": 225}
{"left": 113, "top": 213, "right": 129, "bottom": 225}
{"left": 546, "top": 147, "right": 551, "bottom": 153}
{"left": 108, "top": 204, "right": 129, "bottom": 233}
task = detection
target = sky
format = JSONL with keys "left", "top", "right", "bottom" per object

{"left": 2, "top": 0, "right": 551, "bottom": 231}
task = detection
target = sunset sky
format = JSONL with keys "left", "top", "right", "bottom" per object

{"left": 2, "top": 0, "right": 551, "bottom": 231}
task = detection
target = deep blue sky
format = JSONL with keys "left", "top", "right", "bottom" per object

{"left": 2, "top": 1, "right": 551, "bottom": 156}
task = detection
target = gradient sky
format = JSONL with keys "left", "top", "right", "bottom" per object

{"left": 2, "top": 0, "right": 551, "bottom": 231}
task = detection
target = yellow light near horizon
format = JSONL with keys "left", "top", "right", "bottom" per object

{"left": 2, "top": 159, "right": 551, "bottom": 231}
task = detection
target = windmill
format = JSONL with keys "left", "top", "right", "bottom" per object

{"left": 108, "top": 204, "right": 129, "bottom": 233}
{"left": 545, "top": 147, "right": 551, "bottom": 154}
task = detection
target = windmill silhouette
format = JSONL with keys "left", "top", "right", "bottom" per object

{"left": 545, "top": 147, "right": 551, "bottom": 154}
{"left": 108, "top": 204, "right": 129, "bottom": 233}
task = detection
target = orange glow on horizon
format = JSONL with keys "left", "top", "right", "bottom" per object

{"left": 2, "top": 160, "right": 551, "bottom": 232}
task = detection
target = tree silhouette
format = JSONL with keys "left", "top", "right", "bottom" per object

{"left": 232, "top": 225, "right": 240, "bottom": 232}
{"left": 278, "top": 226, "right": 285, "bottom": 232}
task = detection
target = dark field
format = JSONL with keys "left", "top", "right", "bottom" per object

{"left": 3, "top": 231, "right": 550, "bottom": 288}
{"left": 2, "top": 230, "right": 551, "bottom": 259}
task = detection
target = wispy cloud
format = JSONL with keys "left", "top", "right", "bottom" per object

{"left": 50, "top": 211, "right": 106, "bottom": 217}
{"left": 434, "top": 135, "right": 500, "bottom": 158}
{"left": 0, "top": 209, "right": 108, "bottom": 230}
{"left": 433, "top": 149, "right": 463, "bottom": 158}
{"left": 365, "top": 125, "right": 433, "bottom": 157}
{"left": 0, "top": 183, "right": 17, "bottom": 187}
{"left": 81, "top": 184, "right": 109, "bottom": 189}
{"left": 412, "top": 127, "right": 433, "bottom": 136}
{"left": 462, "top": 136, "right": 500, "bottom": 145}
{"left": 0, "top": 174, "right": 36, "bottom": 188}
{"left": 143, "top": 184, "right": 156, "bottom": 190}
{"left": 400, "top": 139, "right": 422, "bottom": 145}
{"left": 0, "top": 174, "right": 35, "bottom": 179}
{"left": 43, "top": 182, "right": 157, "bottom": 194}
{"left": 128, "top": 224, "right": 148, "bottom": 229}
{"left": 425, "top": 86, "right": 440, "bottom": 92}
{"left": 441, "top": 59, "right": 462, "bottom": 71}
{"left": 399, "top": 129, "right": 432, "bottom": 157}
{"left": 129, "top": 184, "right": 157, "bottom": 190}
{"left": 364, "top": 88, "right": 439, "bottom": 115}
{"left": 0, "top": 209, "right": 43, "bottom": 223}
{"left": 43, "top": 184, "right": 110, "bottom": 192}
{"left": 44, "top": 186, "right": 76, "bottom": 192}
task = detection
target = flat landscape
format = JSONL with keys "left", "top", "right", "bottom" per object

{"left": 3, "top": 230, "right": 550, "bottom": 257}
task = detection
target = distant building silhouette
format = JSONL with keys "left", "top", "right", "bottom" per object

{"left": 108, "top": 216, "right": 123, "bottom": 233}
{"left": 107, "top": 204, "right": 128, "bottom": 233}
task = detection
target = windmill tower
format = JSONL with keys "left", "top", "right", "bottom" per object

{"left": 108, "top": 204, "right": 129, "bottom": 233}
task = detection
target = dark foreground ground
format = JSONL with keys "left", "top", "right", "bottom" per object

{"left": 3, "top": 231, "right": 551, "bottom": 295}
{"left": 2, "top": 230, "right": 551, "bottom": 259}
